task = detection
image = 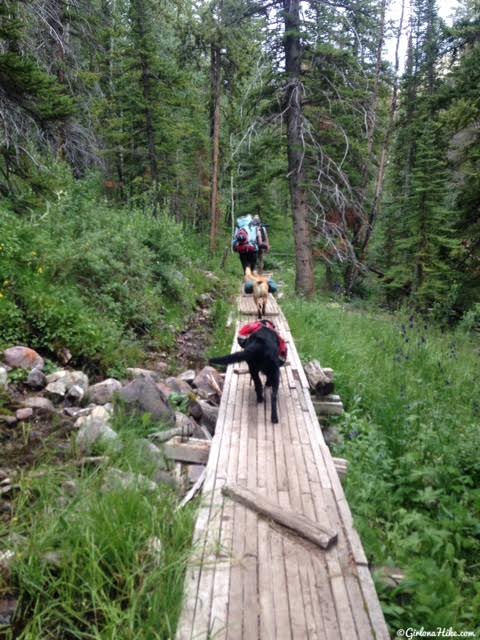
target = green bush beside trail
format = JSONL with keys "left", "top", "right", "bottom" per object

{"left": 284, "top": 296, "right": 480, "bottom": 632}
{"left": 0, "top": 175, "right": 215, "bottom": 374}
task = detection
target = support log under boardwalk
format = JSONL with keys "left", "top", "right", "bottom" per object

{"left": 176, "top": 295, "right": 390, "bottom": 640}
{"left": 304, "top": 360, "right": 335, "bottom": 394}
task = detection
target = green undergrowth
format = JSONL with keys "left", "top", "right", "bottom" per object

{"left": 283, "top": 295, "right": 480, "bottom": 632}
{"left": 0, "top": 170, "right": 225, "bottom": 375}
{"left": 0, "top": 410, "right": 197, "bottom": 639}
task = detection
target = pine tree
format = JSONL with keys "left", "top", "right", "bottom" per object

{"left": 0, "top": 1, "right": 75, "bottom": 206}
{"left": 379, "top": 0, "right": 461, "bottom": 311}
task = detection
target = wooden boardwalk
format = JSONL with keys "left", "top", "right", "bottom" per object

{"left": 177, "top": 292, "right": 390, "bottom": 640}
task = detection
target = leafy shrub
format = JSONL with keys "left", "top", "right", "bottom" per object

{"left": 0, "top": 171, "right": 212, "bottom": 372}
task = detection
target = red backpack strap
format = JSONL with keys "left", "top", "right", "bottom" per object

{"left": 260, "top": 320, "right": 288, "bottom": 361}
{"left": 238, "top": 321, "right": 263, "bottom": 338}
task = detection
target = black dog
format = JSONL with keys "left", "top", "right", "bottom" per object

{"left": 209, "top": 327, "right": 282, "bottom": 423}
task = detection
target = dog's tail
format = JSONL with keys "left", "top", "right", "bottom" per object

{"left": 209, "top": 351, "right": 248, "bottom": 367}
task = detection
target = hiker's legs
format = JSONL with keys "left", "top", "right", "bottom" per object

{"left": 257, "top": 249, "right": 264, "bottom": 273}
{"left": 239, "top": 252, "right": 258, "bottom": 273}
{"left": 239, "top": 253, "right": 250, "bottom": 273}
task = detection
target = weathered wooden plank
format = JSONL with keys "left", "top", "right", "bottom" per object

{"left": 273, "top": 414, "right": 289, "bottom": 492}
{"left": 226, "top": 368, "right": 250, "bottom": 638}
{"left": 226, "top": 501, "right": 245, "bottom": 639}
{"left": 193, "top": 491, "right": 225, "bottom": 638}
{"left": 357, "top": 565, "right": 391, "bottom": 640}
{"left": 301, "top": 493, "right": 342, "bottom": 640}
{"left": 238, "top": 293, "right": 280, "bottom": 316}
{"left": 176, "top": 329, "right": 240, "bottom": 639}
{"left": 163, "top": 437, "right": 210, "bottom": 465}
{"left": 257, "top": 505, "right": 276, "bottom": 640}
{"left": 222, "top": 484, "right": 337, "bottom": 550}
{"left": 344, "top": 573, "right": 377, "bottom": 639}
{"left": 264, "top": 440, "right": 292, "bottom": 640}
{"left": 208, "top": 492, "right": 234, "bottom": 639}
{"left": 207, "top": 363, "right": 242, "bottom": 639}
{"left": 278, "top": 491, "right": 310, "bottom": 639}
{"left": 243, "top": 406, "right": 259, "bottom": 640}
{"left": 177, "top": 405, "right": 234, "bottom": 634}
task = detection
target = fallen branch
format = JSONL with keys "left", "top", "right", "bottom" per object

{"left": 176, "top": 468, "right": 207, "bottom": 510}
{"left": 222, "top": 483, "right": 337, "bottom": 550}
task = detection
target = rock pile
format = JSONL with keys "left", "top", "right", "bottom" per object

{"left": 0, "top": 344, "right": 224, "bottom": 508}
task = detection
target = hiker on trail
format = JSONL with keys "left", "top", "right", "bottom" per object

{"left": 232, "top": 214, "right": 270, "bottom": 274}
{"left": 252, "top": 214, "right": 270, "bottom": 272}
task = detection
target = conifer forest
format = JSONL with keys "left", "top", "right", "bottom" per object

{"left": 0, "top": 0, "right": 479, "bottom": 637}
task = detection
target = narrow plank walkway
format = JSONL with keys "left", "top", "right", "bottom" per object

{"left": 177, "top": 291, "right": 390, "bottom": 640}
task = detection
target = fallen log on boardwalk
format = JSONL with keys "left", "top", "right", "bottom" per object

{"left": 222, "top": 483, "right": 337, "bottom": 550}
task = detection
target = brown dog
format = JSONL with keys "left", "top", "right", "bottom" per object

{"left": 245, "top": 267, "right": 269, "bottom": 319}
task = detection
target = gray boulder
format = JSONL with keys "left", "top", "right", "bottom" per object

{"left": 64, "top": 405, "right": 96, "bottom": 419}
{"left": 87, "top": 378, "right": 122, "bottom": 405}
{"left": 20, "top": 396, "right": 55, "bottom": 415}
{"left": 101, "top": 468, "right": 157, "bottom": 493}
{"left": 192, "top": 366, "right": 223, "bottom": 400}
{"left": 25, "top": 367, "right": 47, "bottom": 390}
{"left": 126, "top": 367, "right": 159, "bottom": 381}
{"left": 118, "top": 376, "right": 175, "bottom": 424}
{"left": 15, "top": 408, "right": 33, "bottom": 421}
{"left": 3, "top": 346, "right": 44, "bottom": 371}
{"left": 177, "top": 369, "right": 196, "bottom": 384}
{"left": 190, "top": 399, "right": 219, "bottom": 435}
{"left": 66, "top": 384, "right": 85, "bottom": 404}
{"left": 45, "top": 380, "right": 67, "bottom": 402}
{"left": 165, "top": 377, "right": 193, "bottom": 395}
{"left": 138, "top": 439, "right": 168, "bottom": 469}
{"left": 75, "top": 405, "right": 118, "bottom": 452}
{"left": 46, "top": 369, "right": 89, "bottom": 393}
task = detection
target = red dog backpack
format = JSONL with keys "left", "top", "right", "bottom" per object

{"left": 237, "top": 319, "right": 288, "bottom": 363}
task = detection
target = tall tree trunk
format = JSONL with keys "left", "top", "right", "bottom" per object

{"left": 361, "top": 0, "right": 405, "bottom": 258}
{"left": 209, "top": 42, "right": 222, "bottom": 252}
{"left": 54, "top": 0, "right": 67, "bottom": 161}
{"left": 345, "top": 0, "right": 387, "bottom": 294}
{"left": 283, "top": 0, "right": 315, "bottom": 297}
{"left": 130, "top": 0, "right": 159, "bottom": 192}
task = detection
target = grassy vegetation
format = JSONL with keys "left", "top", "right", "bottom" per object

{"left": 283, "top": 290, "right": 480, "bottom": 632}
{"left": 1, "top": 411, "right": 197, "bottom": 640}
{"left": 0, "top": 171, "right": 229, "bottom": 376}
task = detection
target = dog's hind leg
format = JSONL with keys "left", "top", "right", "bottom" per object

{"left": 250, "top": 365, "right": 264, "bottom": 403}
{"left": 269, "top": 368, "right": 280, "bottom": 424}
